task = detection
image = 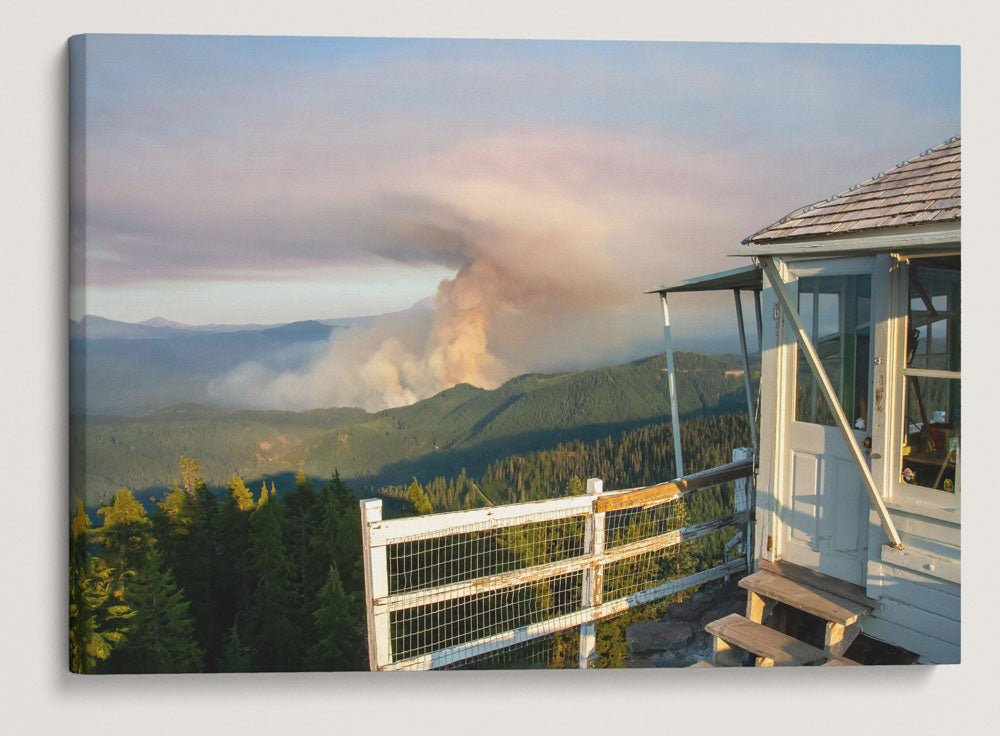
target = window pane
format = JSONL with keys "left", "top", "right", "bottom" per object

{"left": 907, "top": 261, "right": 960, "bottom": 372}
{"left": 900, "top": 376, "right": 960, "bottom": 493}
{"left": 795, "top": 274, "right": 871, "bottom": 428}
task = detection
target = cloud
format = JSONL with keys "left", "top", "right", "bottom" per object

{"left": 74, "top": 39, "right": 959, "bottom": 289}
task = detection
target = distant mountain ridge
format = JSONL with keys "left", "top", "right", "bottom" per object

{"left": 69, "top": 303, "right": 435, "bottom": 415}
{"left": 70, "top": 311, "right": 397, "bottom": 414}
{"left": 70, "top": 313, "right": 383, "bottom": 340}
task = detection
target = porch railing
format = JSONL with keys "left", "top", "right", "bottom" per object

{"left": 360, "top": 449, "right": 755, "bottom": 670}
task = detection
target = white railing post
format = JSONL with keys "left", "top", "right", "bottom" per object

{"left": 579, "top": 478, "right": 605, "bottom": 669}
{"left": 732, "top": 447, "right": 754, "bottom": 573}
{"left": 360, "top": 499, "right": 391, "bottom": 670}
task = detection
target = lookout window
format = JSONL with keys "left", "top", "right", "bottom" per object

{"left": 794, "top": 274, "right": 872, "bottom": 429}
{"left": 899, "top": 257, "right": 961, "bottom": 494}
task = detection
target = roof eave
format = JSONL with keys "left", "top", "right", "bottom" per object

{"left": 728, "top": 221, "right": 961, "bottom": 258}
{"left": 645, "top": 264, "right": 762, "bottom": 295}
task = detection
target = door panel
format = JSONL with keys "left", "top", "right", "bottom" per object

{"left": 789, "top": 451, "right": 820, "bottom": 545}
{"left": 833, "top": 458, "right": 862, "bottom": 553}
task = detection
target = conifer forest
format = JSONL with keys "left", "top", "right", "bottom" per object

{"left": 69, "top": 405, "right": 750, "bottom": 673}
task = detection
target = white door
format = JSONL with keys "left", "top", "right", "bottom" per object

{"left": 779, "top": 258, "right": 876, "bottom": 586}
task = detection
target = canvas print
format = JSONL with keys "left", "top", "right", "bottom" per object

{"left": 68, "top": 35, "right": 961, "bottom": 673}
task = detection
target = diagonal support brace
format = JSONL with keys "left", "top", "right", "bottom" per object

{"left": 761, "top": 258, "right": 903, "bottom": 549}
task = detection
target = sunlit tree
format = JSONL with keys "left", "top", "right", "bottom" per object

{"left": 106, "top": 547, "right": 203, "bottom": 673}
{"left": 406, "top": 477, "right": 434, "bottom": 516}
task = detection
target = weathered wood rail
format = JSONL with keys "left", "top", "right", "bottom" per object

{"left": 360, "top": 452, "right": 755, "bottom": 671}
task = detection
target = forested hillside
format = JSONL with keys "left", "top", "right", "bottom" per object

{"left": 70, "top": 411, "right": 751, "bottom": 673}
{"left": 73, "top": 352, "right": 755, "bottom": 507}
{"left": 378, "top": 412, "right": 750, "bottom": 510}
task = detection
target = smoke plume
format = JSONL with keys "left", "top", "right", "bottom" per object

{"left": 208, "top": 127, "right": 701, "bottom": 411}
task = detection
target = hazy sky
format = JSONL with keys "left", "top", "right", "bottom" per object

{"left": 70, "top": 36, "right": 959, "bottom": 387}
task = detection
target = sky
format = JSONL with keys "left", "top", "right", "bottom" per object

{"left": 69, "top": 36, "right": 960, "bottom": 408}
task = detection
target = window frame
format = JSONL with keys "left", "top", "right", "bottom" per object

{"left": 884, "top": 252, "right": 961, "bottom": 512}
{"left": 787, "top": 256, "right": 877, "bottom": 435}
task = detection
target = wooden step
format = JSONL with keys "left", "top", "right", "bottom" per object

{"left": 706, "top": 614, "right": 828, "bottom": 666}
{"left": 689, "top": 660, "right": 715, "bottom": 668}
{"left": 758, "top": 558, "right": 879, "bottom": 609}
{"left": 740, "top": 570, "right": 870, "bottom": 626}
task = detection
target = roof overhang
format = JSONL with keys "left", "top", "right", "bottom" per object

{"left": 730, "top": 221, "right": 960, "bottom": 258}
{"left": 645, "top": 264, "right": 761, "bottom": 295}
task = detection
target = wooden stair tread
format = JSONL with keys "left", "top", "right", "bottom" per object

{"left": 706, "top": 614, "right": 828, "bottom": 666}
{"left": 689, "top": 660, "right": 715, "bottom": 668}
{"left": 759, "top": 559, "right": 880, "bottom": 609}
{"left": 740, "top": 570, "right": 870, "bottom": 626}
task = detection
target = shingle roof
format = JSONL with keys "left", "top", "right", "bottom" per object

{"left": 743, "top": 136, "right": 960, "bottom": 244}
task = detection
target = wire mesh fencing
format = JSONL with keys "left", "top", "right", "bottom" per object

{"left": 439, "top": 630, "right": 580, "bottom": 670}
{"left": 361, "top": 452, "right": 754, "bottom": 670}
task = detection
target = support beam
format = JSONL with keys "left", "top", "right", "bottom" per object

{"left": 660, "top": 292, "right": 685, "bottom": 478}
{"left": 825, "top": 621, "right": 862, "bottom": 658}
{"left": 761, "top": 258, "right": 903, "bottom": 549}
{"left": 734, "top": 289, "right": 757, "bottom": 453}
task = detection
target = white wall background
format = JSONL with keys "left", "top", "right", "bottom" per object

{"left": 2, "top": 2, "right": 996, "bottom": 734}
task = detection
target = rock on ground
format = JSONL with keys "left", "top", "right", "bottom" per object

{"left": 627, "top": 620, "right": 695, "bottom": 655}
{"left": 623, "top": 577, "right": 747, "bottom": 668}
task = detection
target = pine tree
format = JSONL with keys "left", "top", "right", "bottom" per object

{"left": 96, "top": 489, "right": 153, "bottom": 575}
{"left": 227, "top": 472, "right": 254, "bottom": 512}
{"left": 306, "top": 566, "right": 363, "bottom": 671}
{"left": 219, "top": 473, "right": 254, "bottom": 639}
{"left": 69, "top": 502, "right": 89, "bottom": 673}
{"left": 246, "top": 488, "right": 299, "bottom": 671}
{"left": 178, "top": 456, "right": 204, "bottom": 495}
{"left": 106, "top": 547, "right": 203, "bottom": 673}
{"left": 322, "top": 471, "right": 364, "bottom": 594}
{"left": 220, "top": 626, "right": 252, "bottom": 673}
{"left": 69, "top": 500, "right": 122, "bottom": 674}
{"left": 283, "top": 470, "right": 321, "bottom": 642}
{"left": 84, "top": 492, "right": 158, "bottom": 673}
{"left": 406, "top": 477, "right": 434, "bottom": 516}
{"left": 151, "top": 458, "right": 222, "bottom": 669}
{"left": 71, "top": 500, "right": 135, "bottom": 673}
{"left": 80, "top": 562, "right": 134, "bottom": 673}
{"left": 565, "top": 475, "right": 586, "bottom": 496}
{"left": 284, "top": 472, "right": 318, "bottom": 574}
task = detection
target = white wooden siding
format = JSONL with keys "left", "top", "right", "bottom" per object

{"left": 865, "top": 504, "right": 961, "bottom": 662}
